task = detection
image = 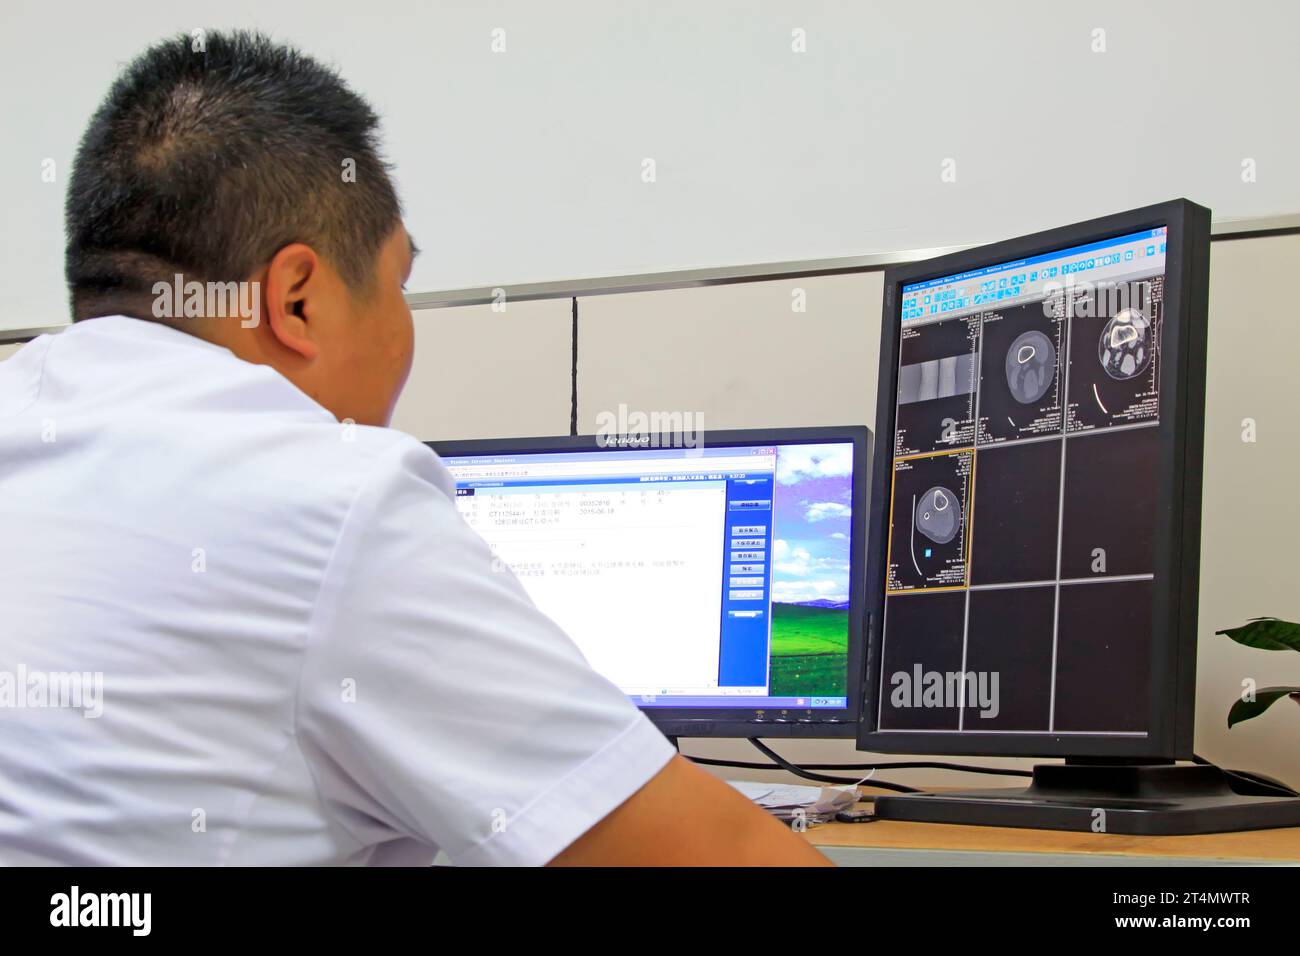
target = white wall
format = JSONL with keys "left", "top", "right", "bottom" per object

{"left": 5, "top": 0, "right": 1300, "bottom": 331}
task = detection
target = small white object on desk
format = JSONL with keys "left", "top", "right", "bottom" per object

{"left": 728, "top": 780, "right": 859, "bottom": 824}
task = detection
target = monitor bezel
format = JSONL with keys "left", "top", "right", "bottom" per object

{"left": 429, "top": 425, "right": 871, "bottom": 739}
{"left": 857, "top": 199, "right": 1209, "bottom": 760}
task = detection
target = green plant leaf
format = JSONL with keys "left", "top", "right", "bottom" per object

{"left": 1228, "top": 687, "right": 1300, "bottom": 727}
{"left": 1216, "top": 617, "right": 1300, "bottom": 652}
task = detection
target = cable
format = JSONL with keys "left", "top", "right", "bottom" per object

{"left": 687, "top": 754, "right": 915, "bottom": 793}
{"left": 777, "top": 759, "right": 1031, "bottom": 778}
{"left": 681, "top": 737, "right": 1037, "bottom": 797}
{"left": 684, "top": 748, "right": 1032, "bottom": 780}
{"left": 568, "top": 297, "right": 578, "bottom": 436}
{"left": 748, "top": 739, "right": 922, "bottom": 792}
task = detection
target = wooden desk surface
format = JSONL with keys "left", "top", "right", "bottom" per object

{"left": 801, "top": 788, "right": 1300, "bottom": 864}
{"left": 790, "top": 785, "right": 1300, "bottom": 868}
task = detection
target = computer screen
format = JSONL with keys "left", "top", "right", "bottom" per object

{"left": 864, "top": 202, "right": 1208, "bottom": 755}
{"left": 433, "top": 428, "right": 868, "bottom": 735}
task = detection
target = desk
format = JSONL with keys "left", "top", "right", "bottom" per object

{"left": 805, "top": 815, "right": 1300, "bottom": 866}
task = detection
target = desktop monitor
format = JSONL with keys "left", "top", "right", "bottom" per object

{"left": 853, "top": 200, "right": 1300, "bottom": 833}
{"left": 430, "top": 426, "right": 870, "bottom": 738}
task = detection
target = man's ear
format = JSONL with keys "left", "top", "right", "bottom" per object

{"left": 261, "top": 243, "right": 321, "bottom": 360}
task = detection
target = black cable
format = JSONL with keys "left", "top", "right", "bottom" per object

{"left": 747, "top": 739, "right": 922, "bottom": 793}
{"left": 684, "top": 750, "right": 1031, "bottom": 779}
{"left": 688, "top": 755, "right": 912, "bottom": 795}
{"left": 568, "top": 297, "right": 578, "bottom": 436}
{"left": 779, "top": 759, "right": 1031, "bottom": 778}
{"left": 681, "top": 735, "right": 1037, "bottom": 797}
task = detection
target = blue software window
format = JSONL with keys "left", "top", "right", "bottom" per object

{"left": 443, "top": 443, "right": 853, "bottom": 710}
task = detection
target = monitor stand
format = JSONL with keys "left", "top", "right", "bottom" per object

{"left": 872, "top": 760, "right": 1300, "bottom": 835}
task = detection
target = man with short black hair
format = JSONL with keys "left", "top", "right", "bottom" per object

{"left": 0, "top": 31, "right": 829, "bottom": 866}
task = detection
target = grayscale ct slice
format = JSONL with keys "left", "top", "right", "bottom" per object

{"left": 1098, "top": 307, "right": 1153, "bottom": 381}
{"left": 915, "top": 485, "right": 961, "bottom": 545}
{"left": 1005, "top": 330, "right": 1056, "bottom": 404}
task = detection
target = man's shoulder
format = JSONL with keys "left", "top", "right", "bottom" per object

{"left": 220, "top": 418, "right": 446, "bottom": 509}
{"left": 279, "top": 421, "right": 440, "bottom": 487}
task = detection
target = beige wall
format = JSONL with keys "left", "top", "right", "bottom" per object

{"left": 389, "top": 299, "right": 573, "bottom": 442}
{"left": 577, "top": 273, "right": 883, "bottom": 433}
{"left": 1195, "top": 234, "right": 1300, "bottom": 786}
{"left": 1, "top": 301, "right": 576, "bottom": 445}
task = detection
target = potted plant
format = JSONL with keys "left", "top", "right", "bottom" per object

{"left": 1216, "top": 617, "right": 1300, "bottom": 726}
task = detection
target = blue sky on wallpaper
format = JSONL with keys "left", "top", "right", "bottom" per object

{"left": 770, "top": 443, "right": 853, "bottom": 606}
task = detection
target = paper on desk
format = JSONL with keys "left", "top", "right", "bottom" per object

{"left": 728, "top": 780, "right": 859, "bottom": 821}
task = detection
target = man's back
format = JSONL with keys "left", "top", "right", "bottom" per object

{"left": 0, "top": 316, "right": 677, "bottom": 865}
{"left": 0, "top": 30, "right": 832, "bottom": 868}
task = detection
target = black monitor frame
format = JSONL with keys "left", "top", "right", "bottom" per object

{"left": 858, "top": 199, "right": 1210, "bottom": 761}
{"left": 430, "top": 425, "right": 871, "bottom": 739}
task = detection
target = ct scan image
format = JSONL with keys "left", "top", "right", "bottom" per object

{"left": 1065, "top": 276, "right": 1164, "bottom": 432}
{"left": 915, "top": 485, "right": 961, "bottom": 544}
{"left": 976, "top": 298, "right": 1067, "bottom": 445}
{"left": 886, "top": 449, "right": 973, "bottom": 592}
{"left": 894, "top": 313, "right": 980, "bottom": 456}
{"left": 1099, "top": 307, "right": 1155, "bottom": 381}
{"left": 1008, "top": 330, "right": 1056, "bottom": 403}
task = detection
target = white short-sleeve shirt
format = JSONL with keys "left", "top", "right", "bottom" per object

{"left": 0, "top": 316, "right": 674, "bottom": 866}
